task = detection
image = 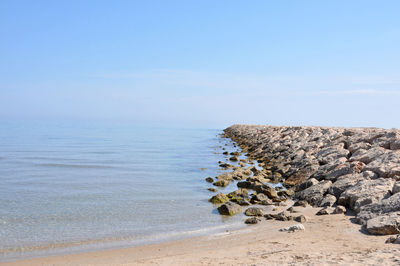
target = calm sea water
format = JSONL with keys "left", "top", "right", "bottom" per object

{"left": 0, "top": 119, "right": 247, "bottom": 261}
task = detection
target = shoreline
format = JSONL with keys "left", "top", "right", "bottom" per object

{"left": 3, "top": 204, "right": 399, "bottom": 265}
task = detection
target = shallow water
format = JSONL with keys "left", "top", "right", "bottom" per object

{"left": 0, "top": 119, "right": 246, "bottom": 261}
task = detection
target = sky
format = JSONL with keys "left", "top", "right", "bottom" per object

{"left": 0, "top": 0, "right": 400, "bottom": 128}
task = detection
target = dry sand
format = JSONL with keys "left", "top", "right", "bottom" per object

{"left": 2, "top": 205, "right": 400, "bottom": 266}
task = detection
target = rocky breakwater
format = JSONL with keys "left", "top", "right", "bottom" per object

{"left": 222, "top": 124, "right": 400, "bottom": 237}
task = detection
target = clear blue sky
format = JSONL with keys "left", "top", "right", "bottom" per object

{"left": 1, "top": 0, "right": 399, "bottom": 128}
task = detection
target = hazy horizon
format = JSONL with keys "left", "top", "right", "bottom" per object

{"left": 1, "top": 1, "right": 400, "bottom": 128}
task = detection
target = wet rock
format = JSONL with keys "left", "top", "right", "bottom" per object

{"left": 205, "top": 177, "right": 214, "bottom": 183}
{"left": 245, "top": 217, "right": 260, "bottom": 224}
{"left": 217, "top": 202, "right": 242, "bottom": 216}
{"left": 209, "top": 193, "right": 229, "bottom": 204}
{"left": 213, "top": 180, "right": 230, "bottom": 187}
{"left": 253, "top": 184, "right": 279, "bottom": 199}
{"left": 227, "top": 188, "right": 249, "bottom": 199}
{"left": 229, "top": 156, "right": 239, "bottom": 161}
{"left": 208, "top": 187, "right": 218, "bottom": 192}
{"left": 232, "top": 198, "right": 251, "bottom": 206}
{"left": 279, "top": 224, "right": 305, "bottom": 232}
{"left": 245, "top": 207, "right": 264, "bottom": 216}
{"left": 250, "top": 193, "right": 269, "bottom": 204}
{"left": 219, "top": 162, "right": 233, "bottom": 169}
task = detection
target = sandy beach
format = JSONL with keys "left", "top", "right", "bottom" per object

{"left": 3, "top": 205, "right": 399, "bottom": 266}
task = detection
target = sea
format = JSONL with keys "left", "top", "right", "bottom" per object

{"left": 0, "top": 119, "right": 249, "bottom": 261}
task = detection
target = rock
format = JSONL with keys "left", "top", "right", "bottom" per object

{"left": 273, "top": 211, "right": 293, "bottom": 221}
{"left": 297, "top": 178, "right": 319, "bottom": 191}
{"left": 205, "top": 177, "right": 214, "bottom": 183}
{"left": 295, "top": 180, "right": 332, "bottom": 206}
{"left": 366, "top": 213, "right": 400, "bottom": 235}
{"left": 294, "top": 215, "right": 306, "bottom": 223}
{"left": 253, "top": 184, "right": 279, "bottom": 199}
{"left": 213, "top": 180, "right": 230, "bottom": 187}
{"left": 250, "top": 193, "right": 269, "bottom": 204}
{"left": 279, "top": 224, "right": 305, "bottom": 233}
{"left": 338, "top": 178, "right": 394, "bottom": 213}
{"left": 209, "top": 193, "right": 229, "bottom": 204}
{"left": 245, "top": 217, "right": 260, "bottom": 224}
{"left": 219, "top": 162, "right": 233, "bottom": 168}
{"left": 222, "top": 151, "right": 229, "bottom": 155}
{"left": 328, "top": 173, "right": 365, "bottom": 198}
{"left": 208, "top": 187, "right": 218, "bottom": 192}
{"left": 227, "top": 188, "right": 249, "bottom": 199}
{"left": 333, "top": 206, "right": 346, "bottom": 214}
{"left": 245, "top": 207, "right": 264, "bottom": 216}
{"left": 260, "top": 199, "right": 274, "bottom": 205}
{"left": 229, "top": 156, "right": 239, "bottom": 161}
{"left": 392, "top": 182, "right": 400, "bottom": 194}
{"left": 216, "top": 172, "right": 234, "bottom": 181}
{"left": 232, "top": 198, "right": 251, "bottom": 206}
{"left": 385, "top": 236, "right": 398, "bottom": 244}
{"left": 217, "top": 202, "right": 242, "bottom": 216}
{"left": 357, "top": 193, "right": 400, "bottom": 224}
{"left": 319, "top": 194, "right": 337, "bottom": 207}
{"left": 316, "top": 207, "right": 334, "bottom": 215}
{"left": 293, "top": 200, "right": 308, "bottom": 207}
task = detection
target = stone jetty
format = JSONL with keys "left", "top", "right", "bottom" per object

{"left": 210, "top": 124, "right": 400, "bottom": 236}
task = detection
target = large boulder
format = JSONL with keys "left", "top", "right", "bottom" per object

{"left": 357, "top": 193, "right": 400, "bottom": 224}
{"left": 328, "top": 173, "right": 365, "bottom": 198}
{"left": 338, "top": 178, "right": 394, "bottom": 213}
{"left": 366, "top": 213, "right": 400, "bottom": 235}
{"left": 217, "top": 202, "right": 242, "bottom": 216}
{"left": 295, "top": 180, "right": 332, "bottom": 206}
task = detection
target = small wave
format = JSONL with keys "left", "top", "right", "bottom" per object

{"left": 39, "top": 163, "right": 114, "bottom": 169}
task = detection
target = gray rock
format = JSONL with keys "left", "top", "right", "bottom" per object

{"left": 296, "top": 180, "right": 332, "bottom": 206}
{"left": 338, "top": 178, "right": 394, "bottom": 213}
{"left": 297, "top": 178, "right": 319, "bottom": 191}
{"left": 393, "top": 182, "right": 400, "bottom": 194}
{"left": 366, "top": 213, "right": 400, "bottom": 235}
{"left": 357, "top": 193, "right": 400, "bottom": 224}
{"left": 328, "top": 173, "right": 365, "bottom": 198}
{"left": 279, "top": 224, "right": 305, "bottom": 232}
{"left": 293, "top": 200, "right": 308, "bottom": 207}
{"left": 319, "top": 194, "right": 337, "bottom": 207}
